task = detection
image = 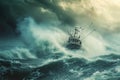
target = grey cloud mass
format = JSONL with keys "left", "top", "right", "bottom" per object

{"left": 0, "top": 0, "right": 76, "bottom": 36}
{"left": 0, "top": 0, "right": 120, "bottom": 36}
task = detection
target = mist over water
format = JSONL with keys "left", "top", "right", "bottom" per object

{"left": 17, "top": 17, "right": 107, "bottom": 59}
{"left": 16, "top": 15, "right": 120, "bottom": 59}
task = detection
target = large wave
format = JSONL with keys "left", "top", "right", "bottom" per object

{"left": 0, "top": 16, "right": 120, "bottom": 59}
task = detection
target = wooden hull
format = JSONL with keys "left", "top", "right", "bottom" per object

{"left": 66, "top": 43, "right": 81, "bottom": 50}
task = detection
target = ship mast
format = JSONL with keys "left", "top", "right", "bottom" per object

{"left": 74, "top": 27, "right": 81, "bottom": 39}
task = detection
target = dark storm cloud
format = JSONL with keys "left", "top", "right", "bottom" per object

{"left": 29, "top": 0, "right": 75, "bottom": 25}
{"left": 0, "top": 0, "right": 75, "bottom": 36}
{"left": 0, "top": 0, "right": 30, "bottom": 36}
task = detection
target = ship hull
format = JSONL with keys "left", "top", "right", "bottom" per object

{"left": 66, "top": 43, "right": 81, "bottom": 50}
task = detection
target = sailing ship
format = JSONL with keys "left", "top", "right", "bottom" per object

{"left": 66, "top": 27, "right": 82, "bottom": 50}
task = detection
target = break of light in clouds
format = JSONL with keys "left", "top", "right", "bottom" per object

{"left": 58, "top": 0, "right": 120, "bottom": 32}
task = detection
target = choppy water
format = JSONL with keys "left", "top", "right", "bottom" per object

{"left": 0, "top": 54, "right": 120, "bottom": 80}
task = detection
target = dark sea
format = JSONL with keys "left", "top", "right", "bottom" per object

{"left": 0, "top": 53, "right": 120, "bottom": 80}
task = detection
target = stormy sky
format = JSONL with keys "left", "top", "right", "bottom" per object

{"left": 0, "top": 0, "right": 75, "bottom": 36}
{"left": 0, "top": 0, "right": 120, "bottom": 35}
{"left": 1, "top": 0, "right": 120, "bottom": 36}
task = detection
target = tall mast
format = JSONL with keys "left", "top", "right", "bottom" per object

{"left": 74, "top": 27, "right": 81, "bottom": 38}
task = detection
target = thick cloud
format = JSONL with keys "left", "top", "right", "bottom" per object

{"left": 0, "top": 0, "right": 29, "bottom": 36}
{"left": 0, "top": 0, "right": 76, "bottom": 36}
{"left": 0, "top": 0, "right": 120, "bottom": 36}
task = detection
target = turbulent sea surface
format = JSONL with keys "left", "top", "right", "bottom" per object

{"left": 0, "top": 0, "right": 120, "bottom": 80}
{"left": 0, "top": 18, "right": 120, "bottom": 80}
{"left": 0, "top": 53, "right": 120, "bottom": 80}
